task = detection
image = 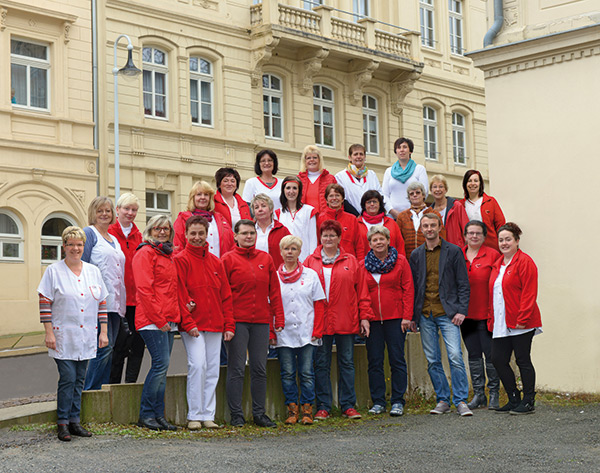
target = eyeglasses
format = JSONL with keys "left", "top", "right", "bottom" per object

{"left": 152, "top": 226, "right": 170, "bottom": 233}
{"left": 466, "top": 232, "right": 484, "bottom": 237}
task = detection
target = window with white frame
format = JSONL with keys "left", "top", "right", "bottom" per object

{"left": 190, "top": 57, "right": 213, "bottom": 126}
{"left": 362, "top": 95, "right": 379, "bottom": 155}
{"left": 41, "top": 214, "right": 76, "bottom": 263}
{"left": 449, "top": 0, "right": 463, "bottom": 55}
{"left": 452, "top": 112, "right": 467, "bottom": 165}
{"left": 146, "top": 190, "right": 171, "bottom": 223}
{"left": 10, "top": 39, "right": 50, "bottom": 110}
{"left": 423, "top": 106, "right": 438, "bottom": 161}
{"left": 353, "top": 0, "right": 369, "bottom": 20}
{"left": 0, "top": 210, "right": 24, "bottom": 261}
{"left": 262, "top": 74, "right": 283, "bottom": 140}
{"left": 143, "top": 47, "right": 168, "bottom": 118}
{"left": 303, "top": 0, "right": 322, "bottom": 9}
{"left": 420, "top": 0, "right": 435, "bottom": 48}
{"left": 313, "top": 85, "right": 335, "bottom": 148}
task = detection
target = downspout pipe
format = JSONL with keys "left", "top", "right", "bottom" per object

{"left": 483, "top": 0, "right": 504, "bottom": 47}
{"left": 92, "top": 0, "right": 99, "bottom": 196}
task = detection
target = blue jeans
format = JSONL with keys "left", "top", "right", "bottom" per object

{"left": 138, "top": 330, "right": 174, "bottom": 419}
{"left": 314, "top": 334, "right": 356, "bottom": 412}
{"left": 55, "top": 359, "right": 89, "bottom": 424}
{"left": 84, "top": 312, "right": 120, "bottom": 390}
{"left": 366, "top": 319, "right": 407, "bottom": 406}
{"left": 419, "top": 314, "right": 469, "bottom": 406}
{"left": 277, "top": 345, "right": 315, "bottom": 405}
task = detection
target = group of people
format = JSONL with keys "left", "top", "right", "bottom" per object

{"left": 38, "top": 138, "right": 542, "bottom": 442}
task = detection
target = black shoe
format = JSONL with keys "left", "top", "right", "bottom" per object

{"left": 229, "top": 414, "right": 245, "bottom": 427}
{"left": 497, "top": 389, "right": 521, "bottom": 413}
{"left": 488, "top": 391, "right": 500, "bottom": 410}
{"left": 137, "top": 417, "right": 161, "bottom": 431}
{"left": 156, "top": 416, "right": 178, "bottom": 431}
{"left": 510, "top": 396, "right": 536, "bottom": 415}
{"left": 57, "top": 424, "right": 71, "bottom": 442}
{"left": 68, "top": 422, "right": 92, "bottom": 437}
{"left": 254, "top": 414, "right": 276, "bottom": 428}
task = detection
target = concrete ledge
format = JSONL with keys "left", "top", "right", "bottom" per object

{"left": 0, "top": 401, "right": 57, "bottom": 429}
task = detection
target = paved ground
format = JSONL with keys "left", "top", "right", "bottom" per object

{"left": 0, "top": 403, "right": 598, "bottom": 472}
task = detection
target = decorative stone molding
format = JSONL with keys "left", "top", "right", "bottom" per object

{"left": 250, "top": 34, "right": 280, "bottom": 88}
{"left": 86, "top": 161, "right": 96, "bottom": 174}
{"left": 0, "top": 8, "right": 7, "bottom": 32}
{"left": 131, "top": 128, "right": 145, "bottom": 156}
{"left": 63, "top": 21, "right": 71, "bottom": 44}
{"left": 390, "top": 70, "right": 421, "bottom": 116}
{"left": 155, "top": 174, "right": 167, "bottom": 191}
{"left": 298, "top": 48, "right": 329, "bottom": 95}
{"left": 67, "top": 188, "right": 85, "bottom": 206}
{"left": 180, "top": 136, "right": 191, "bottom": 161}
{"left": 32, "top": 168, "right": 46, "bottom": 180}
{"left": 347, "top": 60, "right": 379, "bottom": 105}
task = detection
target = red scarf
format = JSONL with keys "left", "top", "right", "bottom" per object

{"left": 278, "top": 262, "right": 303, "bottom": 284}
{"left": 362, "top": 211, "right": 385, "bottom": 224}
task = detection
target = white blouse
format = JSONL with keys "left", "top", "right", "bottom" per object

{"left": 465, "top": 197, "right": 483, "bottom": 222}
{"left": 38, "top": 260, "right": 108, "bottom": 360}
{"left": 255, "top": 221, "right": 273, "bottom": 254}
{"left": 206, "top": 218, "right": 221, "bottom": 258}
{"left": 334, "top": 169, "right": 390, "bottom": 214}
{"left": 242, "top": 177, "right": 282, "bottom": 210}
{"left": 275, "top": 205, "right": 318, "bottom": 262}
{"left": 276, "top": 267, "right": 326, "bottom": 348}
{"left": 381, "top": 164, "right": 429, "bottom": 214}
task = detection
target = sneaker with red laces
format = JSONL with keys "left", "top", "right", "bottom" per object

{"left": 314, "top": 410, "right": 330, "bottom": 420}
{"left": 342, "top": 408, "right": 362, "bottom": 419}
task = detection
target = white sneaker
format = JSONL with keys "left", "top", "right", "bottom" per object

{"left": 430, "top": 401, "right": 451, "bottom": 415}
{"left": 368, "top": 404, "right": 386, "bottom": 415}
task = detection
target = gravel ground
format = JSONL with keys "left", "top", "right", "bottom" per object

{"left": 1, "top": 403, "right": 598, "bottom": 472}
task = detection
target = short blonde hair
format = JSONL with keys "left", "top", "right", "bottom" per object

{"left": 116, "top": 192, "right": 140, "bottom": 208}
{"left": 429, "top": 174, "right": 448, "bottom": 192}
{"left": 62, "top": 226, "right": 86, "bottom": 245}
{"left": 279, "top": 234, "right": 303, "bottom": 250}
{"left": 367, "top": 225, "right": 390, "bottom": 242}
{"left": 142, "top": 215, "right": 174, "bottom": 243}
{"left": 88, "top": 196, "right": 116, "bottom": 225}
{"left": 300, "top": 145, "right": 324, "bottom": 172}
{"left": 187, "top": 180, "right": 215, "bottom": 212}
{"left": 251, "top": 193, "right": 274, "bottom": 213}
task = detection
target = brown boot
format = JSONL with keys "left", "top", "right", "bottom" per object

{"left": 301, "top": 403, "right": 314, "bottom": 425}
{"left": 285, "top": 403, "right": 299, "bottom": 424}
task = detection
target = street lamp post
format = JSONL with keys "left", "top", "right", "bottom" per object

{"left": 113, "top": 34, "right": 141, "bottom": 201}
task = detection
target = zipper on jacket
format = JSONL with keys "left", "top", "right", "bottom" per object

{"left": 377, "top": 281, "right": 383, "bottom": 324}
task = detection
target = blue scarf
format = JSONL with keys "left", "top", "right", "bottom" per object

{"left": 390, "top": 159, "right": 416, "bottom": 183}
{"left": 364, "top": 246, "right": 398, "bottom": 274}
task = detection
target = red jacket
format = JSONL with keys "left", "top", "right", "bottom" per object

{"left": 317, "top": 207, "right": 361, "bottom": 258}
{"left": 488, "top": 249, "right": 542, "bottom": 331}
{"left": 361, "top": 255, "right": 414, "bottom": 322}
{"left": 173, "top": 210, "right": 234, "bottom": 256}
{"left": 356, "top": 215, "right": 405, "bottom": 258}
{"left": 221, "top": 246, "right": 285, "bottom": 334}
{"left": 463, "top": 245, "right": 500, "bottom": 321}
{"left": 304, "top": 247, "right": 374, "bottom": 335}
{"left": 445, "top": 201, "right": 469, "bottom": 247}
{"left": 132, "top": 244, "right": 181, "bottom": 330}
{"left": 213, "top": 192, "right": 252, "bottom": 226}
{"left": 108, "top": 221, "right": 142, "bottom": 306}
{"left": 258, "top": 220, "right": 290, "bottom": 269}
{"left": 459, "top": 193, "right": 505, "bottom": 250}
{"left": 298, "top": 169, "right": 337, "bottom": 215}
{"left": 174, "top": 243, "right": 235, "bottom": 334}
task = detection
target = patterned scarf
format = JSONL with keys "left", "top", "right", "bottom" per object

{"left": 390, "top": 159, "right": 416, "bottom": 183}
{"left": 137, "top": 240, "right": 173, "bottom": 256}
{"left": 364, "top": 246, "right": 398, "bottom": 274}
{"left": 278, "top": 262, "right": 303, "bottom": 284}
{"left": 192, "top": 209, "right": 213, "bottom": 222}
{"left": 321, "top": 248, "right": 340, "bottom": 265}
{"left": 347, "top": 163, "right": 368, "bottom": 179}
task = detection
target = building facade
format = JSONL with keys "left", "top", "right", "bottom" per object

{"left": 1, "top": 0, "right": 489, "bottom": 336}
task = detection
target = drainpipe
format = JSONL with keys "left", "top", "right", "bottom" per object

{"left": 483, "top": 0, "right": 504, "bottom": 47}
{"left": 92, "top": 0, "right": 99, "bottom": 195}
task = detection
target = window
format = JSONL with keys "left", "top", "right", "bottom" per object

{"left": 362, "top": 95, "right": 378, "bottom": 155}
{"left": 449, "top": 0, "right": 463, "bottom": 55}
{"left": 452, "top": 112, "right": 466, "bottom": 165}
{"left": 353, "top": 0, "right": 369, "bottom": 20}
{"left": 143, "top": 47, "right": 167, "bottom": 118}
{"left": 303, "top": 0, "right": 322, "bottom": 9}
{"left": 420, "top": 0, "right": 435, "bottom": 48}
{"left": 313, "top": 85, "right": 335, "bottom": 147}
{"left": 146, "top": 191, "right": 171, "bottom": 223}
{"left": 41, "top": 215, "right": 76, "bottom": 263}
{"left": 0, "top": 211, "right": 24, "bottom": 261}
{"left": 423, "top": 106, "right": 438, "bottom": 161}
{"left": 10, "top": 39, "right": 50, "bottom": 110}
{"left": 262, "top": 74, "right": 283, "bottom": 140}
{"left": 190, "top": 57, "right": 213, "bottom": 127}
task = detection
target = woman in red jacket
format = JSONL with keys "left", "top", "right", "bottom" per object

{"left": 173, "top": 180, "right": 234, "bottom": 257}
{"left": 221, "top": 219, "right": 285, "bottom": 428}
{"left": 252, "top": 193, "right": 290, "bottom": 269}
{"left": 305, "top": 220, "right": 373, "bottom": 420}
{"left": 429, "top": 174, "right": 469, "bottom": 247}
{"left": 489, "top": 223, "right": 542, "bottom": 415}
{"left": 213, "top": 167, "right": 252, "bottom": 228}
{"left": 459, "top": 170, "right": 505, "bottom": 250}
{"left": 175, "top": 216, "right": 235, "bottom": 430}
{"left": 297, "top": 145, "right": 337, "bottom": 215}
{"left": 461, "top": 221, "right": 501, "bottom": 410}
{"left": 356, "top": 190, "right": 404, "bottom": 257}
{"left": 132, "top": 215, "right": 181, "bottom": 431}
{"left": 361, "top": 225, "right": 413, "bottom": 417}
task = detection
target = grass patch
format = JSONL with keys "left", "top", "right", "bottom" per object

{"left": 537, "top": 391, "right": 600, "bottom": 407}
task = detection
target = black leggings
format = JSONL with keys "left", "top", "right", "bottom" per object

{"left": 491, "top": 330, "right": 535, "bottom": 396}
{"left": 460, "top": 319, "right": 492, "bottom": 360}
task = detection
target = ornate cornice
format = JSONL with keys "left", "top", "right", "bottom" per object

{"left": 250, "top": 34, "right": 280, "bottom": 88}
{"left": 390, "top": 70, "right": 421, "bottom": 116}
{"left": 348, "top": 59, "right": 379, "bottom": 105}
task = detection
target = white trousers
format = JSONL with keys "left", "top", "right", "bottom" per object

{"left": 181, "top": 331, "right": 222, "bottom": 421}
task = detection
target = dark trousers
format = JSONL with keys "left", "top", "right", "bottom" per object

{"left": 110, "top": 306, "right": 145, "bottom": 383}
{"left": 491, "top": 330, "right": 536, "bottom": 397}
{"left": 460, "top": 319, "right": 492, "bottom": 360}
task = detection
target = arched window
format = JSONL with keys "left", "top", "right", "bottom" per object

{"left": 263, "top": 73, "right": 283, "bottom": 140}
{"left": 313, "top": 84, "right": 335, "bottom": 147}
{"left": 0, "top": 210, "right": 24, "bottom": 261}
{"left": 452, "top": 112, "right": 467, "bottom": 165}
{"left": 190, "top": 57, "right": 213, "bottom": 127}
{"left": 143, "top": 46, "right": 168, "bottom": 118}
{"left": 362, "top": 94, "right": 379, "bottom": 155}
{"left": 423, "top": 106, "right": 438, "bottom": 161}
{"left": 41, "top": 214, "right": 76, "bottom": 263}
